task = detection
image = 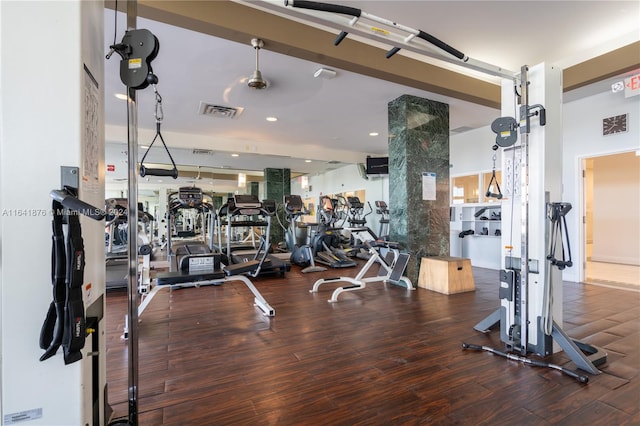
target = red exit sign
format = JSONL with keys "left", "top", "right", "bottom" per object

{"left": 107, "top": 164, "right": 115, "bottom": 172}
{"left": 625, "top": 73, "right": 640, "bottom": 98}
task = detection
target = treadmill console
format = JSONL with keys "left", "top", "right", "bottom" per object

{"left": 178, "top": 187, "right": 203, "bottom": 207}
{"left": 284, "top": 195, "right": 303, "bottom": 213}
{"left": 233, "top": 194, "right": 262, "bottom": 208}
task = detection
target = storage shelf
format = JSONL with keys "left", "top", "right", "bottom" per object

{"left": 451, "top": 203, "right": 502, "bottom": 269}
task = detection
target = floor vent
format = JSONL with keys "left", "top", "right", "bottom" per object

{"left": 198, "top": 102, "right": 244, "bottom": 119}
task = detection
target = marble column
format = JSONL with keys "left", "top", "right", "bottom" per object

{"left": 249, "top": 181, "right": 259, "bottom": 197}
{"left": 388, "top": 94, "right": 450, "bottom": 284}
{"left": 264, "top": 168, "right": 291, "bottom": 246}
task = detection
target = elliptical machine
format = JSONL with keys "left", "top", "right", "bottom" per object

{"left": 375, "top": 201, "right": 390, "bottom": 241}
{"left": 312, "top": 196, "right": 356, "bottom": 268}
{"left": 284, "top": 195, "right": 326, "bottom": 273}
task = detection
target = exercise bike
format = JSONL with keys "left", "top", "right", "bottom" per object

{"left": 283, "top": 195, "right": 326, "bottom": 273}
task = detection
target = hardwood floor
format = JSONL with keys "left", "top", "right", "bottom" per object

{"left": 106, "top": 265, "right": 640, "bottom": 425}
{"left": 587, "top": 261, "right": 640, "bottom": 290}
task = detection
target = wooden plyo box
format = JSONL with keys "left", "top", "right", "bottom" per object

{"left": 418, "top": 256, "right": 475, "bottom": 294}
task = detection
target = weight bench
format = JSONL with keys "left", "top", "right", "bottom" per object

{"left": 311, "top": 241, "right": 414, "bottom": 303}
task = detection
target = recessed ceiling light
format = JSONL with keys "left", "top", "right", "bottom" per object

{"left": 266, "top": 116, "right": 278, "bottom": 122}
{"left": 114, "top": 93, "right": 128, "bottom": 100}
{"left": 231, "top": 153, "right": 239, "bottom": 157}
{"left": 369, "top": 132, "right": 379, "bottom": 136}
{"left": 305, "top": 159, "right": 312, "bottom": 163}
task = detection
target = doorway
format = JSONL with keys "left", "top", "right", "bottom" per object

{"left": 583, "top": 151, "right": 640, "bottom": 289}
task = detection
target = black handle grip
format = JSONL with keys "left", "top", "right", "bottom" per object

{"left": 386, "top": 47, "right": 401, "bottom": 58}
{"left": 539, "top": 108, "right": 546, "bottom": 126}
{"left": 50, "top": 190, "right": 106, "bottom": 221}
{"left": 334, "top": 31, "right": 348, "bottom": 46}
{"left": 139, "top": 166, "right": 178, "bottom": 179}
{"left": 417, "top": 30, "right": 466, "bottom": 60}
{"left": 560, "top": 367, "right": 589, "bottom": 383}
{"left": 286, "top": 0, "right": 361, "bottom": 17}
{"left": 462, "top": 342, "right": 482, "bottom": 350}
{"left": 486, "top": 191, "right": 503, "bottom": 199}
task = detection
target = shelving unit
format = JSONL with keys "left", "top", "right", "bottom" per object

{"left": 460, "top": 204, "right": 502, "bottom": 237}
{"left": 450, "top": 203, "right": 502, "bottom": 269}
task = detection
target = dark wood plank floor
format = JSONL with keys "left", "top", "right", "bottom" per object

{"left": 106, "top": 264, "right": 640, "bottom": 425}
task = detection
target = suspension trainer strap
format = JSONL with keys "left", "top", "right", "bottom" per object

{"left": 39, "top": 199, "right": 86, "bottom": 364}
{"left": 39, "top": 200, "right": 67, "bottom": 361}
{"left": 62, "top": 209, "right": 86, "bottom": 364}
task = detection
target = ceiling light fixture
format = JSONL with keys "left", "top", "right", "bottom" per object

{"left": 247, "top": 38, "right": 267, "bottom": 90}
{"left": 231, "top": 153, "right": 239, "bottom": 157}
{"left": 305, "top": 159, "right": 312, "bottom": 163}
{"left": 266, "top": 116, "right": 278, "bottom": 122}
{"left": 369, "top": 132, "right": 379, "bottom": 136}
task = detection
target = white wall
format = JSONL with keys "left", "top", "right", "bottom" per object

{"left": 563, "top": 88, "right": 639, "bottom": 282}
{"left": 291, "top": 164, "right": 388, "bottom": 233}
{"left": 1, "top": 1, "right": 105, "bottom": 424}
{"left": 450, "top": 126, "right": 502, "bottom": 176}
{"left": 591, "top": 153, "right": 640, "bottom": 265}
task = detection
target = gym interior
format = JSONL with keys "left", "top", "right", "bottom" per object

{"left": 1, "top": 1, "right": 639, "bottom": 425}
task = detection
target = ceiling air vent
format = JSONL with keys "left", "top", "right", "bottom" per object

{"left": 198, "top": 101, "right": 244, "bottom": 119}
{"left": 450, "top": 126, "right": 476, "bottom": 135}
{"left": 192, "top": 148, "right": 215, "bottom": 156}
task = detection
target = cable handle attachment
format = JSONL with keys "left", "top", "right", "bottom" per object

{"left": 139, "top": 84, "right": 179, "bottom": 179}
{"left": 485, "top": 153, "right": 503, "bottom": 199}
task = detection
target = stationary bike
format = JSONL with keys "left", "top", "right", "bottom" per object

{"left": 284, "top": 195, "right": 326, "bottom": 273}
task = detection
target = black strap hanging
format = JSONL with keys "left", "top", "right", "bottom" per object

{"left": 139, "top": 85, "right": 179, "bottom": 179}
{"left": 486, "top": 152, "right": 503, "bottom": 199}
{"left": 40, "top": 188, "right": 105, "bottom": 364}
{"left": 547, "top": 202, "right": 573, "bottom": 270}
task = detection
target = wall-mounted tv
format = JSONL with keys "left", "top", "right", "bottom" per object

{"left": 366, "top": 156, "right": 389, "bottom": 175}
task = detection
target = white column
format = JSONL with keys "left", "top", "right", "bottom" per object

{"left": 0, "top": 1, "right": 105, "bottom": 424}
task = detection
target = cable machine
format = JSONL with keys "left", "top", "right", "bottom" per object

{"left": 465, "top": 66, "right": 606, "bottom": 382}
{"left": 270, "top": 0, "right": 607, "bottom": 382}
{"left": 105, "top": 2, "right": 176, "bottom": 423}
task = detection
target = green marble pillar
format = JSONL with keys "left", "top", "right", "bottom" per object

{"left": 264, "top": 168, "right": 291, "bottom": 247}
{"left": 388, "top": 94, "right": 450, "bottom": 284}
{"left": 248, "top": 181, "right": 259, "bottom": 197}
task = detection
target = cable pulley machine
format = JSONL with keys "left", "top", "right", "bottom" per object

{"left": 106, "top": 2, "right": 176, "bottom": 423}
{"left": 465, "top": 66, "right": 606, "bottom": 382}
{"left": 270, "top": 0, "right": 608, "bottom": 383}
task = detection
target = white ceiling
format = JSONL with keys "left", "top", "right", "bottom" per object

{"left": 104, "top": 1, "right": 639, "bottom": 189}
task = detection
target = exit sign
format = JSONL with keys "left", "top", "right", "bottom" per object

{"left": 625, "top": 73, "right": 640, "bottom": 98}
{"left": 107, "top": 164, "right": 115, "bottom": 172}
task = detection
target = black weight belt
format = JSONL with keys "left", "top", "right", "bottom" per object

{"left": 39, "top": 200, "right": 86, "bottom": 364}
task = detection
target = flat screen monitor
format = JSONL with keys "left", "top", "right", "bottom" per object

{"left": 366, "top": 156, "right": 389, "bottom": 175}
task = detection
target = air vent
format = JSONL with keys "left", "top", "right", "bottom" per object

{"left": 193, "top": 148, "right": 215, "bottom": 155}
{"left": 198, "top": 102, "right": 244, "bottom": 119}
{"left": 450, "top": 126, "right": 476, "bottom": 135}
